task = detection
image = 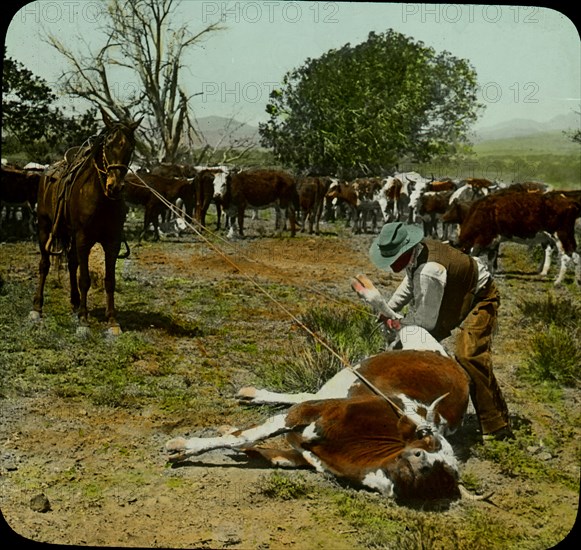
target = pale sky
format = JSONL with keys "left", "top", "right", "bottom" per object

{"left": 3, "top": 1, "right": 580, "bottom": 131}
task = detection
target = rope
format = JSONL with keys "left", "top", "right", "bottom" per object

{"left": 125, "top": 170, "right": 404, "bottom": 417}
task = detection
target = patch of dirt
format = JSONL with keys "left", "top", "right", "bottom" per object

{"left": 1, "top": 222, "right": 579, "bottom": 548}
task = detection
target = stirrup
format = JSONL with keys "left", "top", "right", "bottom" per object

{"left": 45, "top": 233, "right": 64, "bottom": 255}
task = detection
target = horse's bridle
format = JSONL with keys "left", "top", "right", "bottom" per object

{"left": 93, "top": 128, "right": 132, "bottom": 199}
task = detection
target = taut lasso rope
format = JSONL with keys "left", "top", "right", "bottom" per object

{"left": 125, "top": 169, "right": 405, "bottom": 416}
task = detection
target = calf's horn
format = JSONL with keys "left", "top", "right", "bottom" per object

{"left": 458, "top": 484, "right": 496, "bottom": 503}
{"left": 425, "top": 392, "right": 450, "bottom": 424}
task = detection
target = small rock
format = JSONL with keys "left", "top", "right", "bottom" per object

{"left": 537, "top": 452, "right": 552, "bottom": 461}
{"left": 30, "top": 493, "right": 51, "bottom": 513}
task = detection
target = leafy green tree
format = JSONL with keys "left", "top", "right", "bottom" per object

{"left": 2, "top": 49, "right": 99, "bottom": 162}
{"left": 259, "top": 30, "right": 484, "bottom": 176}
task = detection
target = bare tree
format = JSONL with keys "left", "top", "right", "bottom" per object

{"left": 567, "top": 109, "right": 581, "bottom": 145}
{"left": 46, "top": 0, "right": 224, "bottom": 164}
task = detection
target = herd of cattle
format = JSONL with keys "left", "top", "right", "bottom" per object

{"left": 2, "top": 160, "right": 580, "bottom": 285}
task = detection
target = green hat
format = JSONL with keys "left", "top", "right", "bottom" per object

{"left": 369, "top": 222, "right": 424, "bottom": 269}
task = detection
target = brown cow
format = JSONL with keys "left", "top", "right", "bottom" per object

{"left": 124, "top": 173, "right": 194, "bottom": 240}
{"left": 325, "top": 180, "right": 358, "bottom": 231}
{"left": 417, "top": 190, "right": 455, "bottom": 239}
{"left": 296, "top": 176, "right": 332, "bottom": 235}
{"left": 221, "top": 169, "right": 298, "bottom": 238}
{"left": 427, "top": 179, "right": 457, "bottom": 192}
{"left": 444, "top": 191, "right": 557, "bottom": 276}
{"left": 1, "top": 165, "right": 42, "bottom": 241}
{"left": 455, "top": 190, "right": 581, "bottom": 285}
{"left": 191, "top": 169, "right": 217, "bottom": 229}
{"left": 167, "top": 345, "right": 471, "bottom": 501}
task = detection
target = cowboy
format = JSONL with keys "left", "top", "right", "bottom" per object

{"left": 367, "top": 222, "right": 513, "bottom": 442}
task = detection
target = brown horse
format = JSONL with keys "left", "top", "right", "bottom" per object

{"left": 31, "top": 110, "right": 141, "bottom": 335}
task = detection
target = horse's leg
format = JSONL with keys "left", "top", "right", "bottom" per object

{"left": 67, "top": 243, "right": 80, "bottom": 313}
{"left": 103, "top": 242, "right": 122, "bottom": 334}
{"left": 76, "top": 241, "right": 92, "bottom": 328}
{"left": 31, "top": 249, "right": 51, "bottom": 321}
{"left": 31, "top": 220, "right": 52, "bottom": 321}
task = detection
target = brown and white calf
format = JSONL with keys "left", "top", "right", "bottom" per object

{"left": 166, "top": 276, "right": 471, "bottom": 500}
{"left": 166, "top": 348, "right": 469, "bottom": 500}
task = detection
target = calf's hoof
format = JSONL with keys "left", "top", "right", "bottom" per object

{"left": 166, "top": 437, "right": 187, "bottom": 453}
{"left": 237, "top": 387, "right": 257, "bottom": 401}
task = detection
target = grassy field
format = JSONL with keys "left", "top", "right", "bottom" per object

{"left": 409, "top": 130, "right": 580, "bottom": 189}
{"left": 471, "top": 131, "right": 580, "bottom": 188}
{"left": 0, "top": 225, "right": 579, "bottom": 548}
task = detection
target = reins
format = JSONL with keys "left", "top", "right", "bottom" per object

{"left": 126, "top": 169, "right": 405, "bottom": 418}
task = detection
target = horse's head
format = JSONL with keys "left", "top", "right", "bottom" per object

{"left": 98, "top": 109, "right": 142, "bottom": 198}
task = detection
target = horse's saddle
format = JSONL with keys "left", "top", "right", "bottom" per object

{"left": 45, "top": 146, "right": 91, "bottom": 182}
{"left": 43, "top": 145, "right": 93, "bottom": 255}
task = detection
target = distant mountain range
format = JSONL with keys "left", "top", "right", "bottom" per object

{"left": 472, "top": 113, "right": 579, "bottom": 142}
{"left": 193, "top": 116, "right": 261, "bottom": 148}
{"left": 193, "top": 112, "right": 580, "bottom": 149}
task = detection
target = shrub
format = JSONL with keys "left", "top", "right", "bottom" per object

{"left": 517, "top": 293, "right": 581, "bottom": 329}
{"left": 258, "top": 305, "right": 385, "bottom": 392}
{"left": 522, "top": 325, "right": 581, "bottom": 387}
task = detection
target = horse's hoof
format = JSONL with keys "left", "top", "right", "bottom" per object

{"left": 76, "top": 325, "right": 90, "bottom": 338}
{"left": 29, "top": 311, "right": 42, "bottom": 323}
{"left": 106, "top": 325, "right": 122, "bottom": 338}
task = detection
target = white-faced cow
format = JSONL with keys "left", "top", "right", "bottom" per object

{"left": 455, "top": 189, "right": 581, "bottom": 285}
{"left": 193, "top": 165, "right": 231, "bottom": 230}
{"left": 379, "top": 176, "right": 409, "bottom": 223}
{"left": 444, "top": 190, "right": 556, "bottom": 277}
{"left": 325, "top": 180, "right": 359, "bottom": 231}
{"left": 221, "top": 169, "right": 298, "bottom": 238}
{"left": 166, "top": 275, "right": 474, "bottom": 501}
{"left": 448, "top": 178, "right": 493, "bottom": 206}
{"left": 401, "top": 172, "right": 434, "bottom": 224}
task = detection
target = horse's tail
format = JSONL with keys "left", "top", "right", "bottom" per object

{"left": 118, "top": 239, "right": 131, "bottom": 259}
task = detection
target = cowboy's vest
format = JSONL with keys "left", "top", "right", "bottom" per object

{"left": 411, "top": 239, "right": 479, "bottom": 340}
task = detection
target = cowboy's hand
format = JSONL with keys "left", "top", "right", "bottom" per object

{"left": 377, "top": 314, "right": 401, "bottom": 331}
{"left": 351, "top": 274, "right": 383, "bottom": 305}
